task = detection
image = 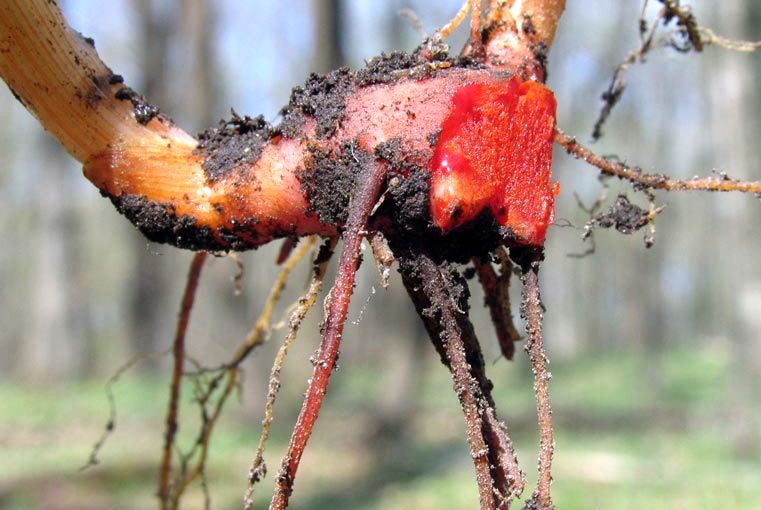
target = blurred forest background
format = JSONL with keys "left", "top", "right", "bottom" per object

{"left": 1, "top": 1, "right": 761, "bottom": 509}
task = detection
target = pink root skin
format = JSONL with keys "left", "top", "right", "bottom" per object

{"left": 337, "top": 69, "right": 495, "bottom": 152}
{"left": 84, "top": 67, "right": 535, "bottom": 250}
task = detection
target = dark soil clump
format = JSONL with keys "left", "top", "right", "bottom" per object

{"left": 429, "top": 211, "right": 511, "bottom": 263}
{"left": 195, "top": 111, "right": 273, "bottom": 181}
{"left": 280, "top": 67, "right": 356, "bottom": 139}
{"left": 109, "top": 193, "right": 218, "bottom": 251}
{"left": 385, "top": 205, "right": 508, "bottom": 264}
{"left": 385, "top": 167, "right": 432, "bottom": 234}
{"left": 373, "top": 138, "right": 433, "bottom": 235}
{"left": 356, "top": 51, "right": 425, "bottom": 86}
{"left": 587, "top": 194, "right": 651, "bottom": 235}
{"left": 299, "top": 141, "right": 373, "bottom": 226}
{"left": 108, "top": 193, "right": 281, "bottom": 252}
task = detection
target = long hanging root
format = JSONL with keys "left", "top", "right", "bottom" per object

{"left": 458, "top": 301, "right": 524, "bottom": 505}
{"left": 159, "top": 251, "right": 207, "bottom": 509}
{"left": 269, "top": 160, "right": 388, "bottom": 510}
{"left": 513, "top": 248, "right": 554, "bottom": 510}
{"left": 243, "top": 238, "right": 337, "bottom": 510}
{"left": 399, "top": 249, "right": 524, "bottom": 510}
{"left": 167, "top": 240, "right": 315, "bottom": 509}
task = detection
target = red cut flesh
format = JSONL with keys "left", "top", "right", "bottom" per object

{"left": 429, "top": 77, "right": 559, "bottom": 247}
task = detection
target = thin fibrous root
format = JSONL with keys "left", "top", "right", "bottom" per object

{"left": 168, "top": 240, "right": 314, "bottom": 509}
{"left": 435, "top": 0, "right": 473, "bottom": 42}
{"left": 700, "top": 27, "right": 761, "bottom": 53}
{"left": 81, "top": 347, "right": 172, "bottom": 471}
{"left": 237, "top": 237, "right": 318, "bottom": 361}
{"left": 243, "top": 238, "right": 337, "bottom": 510}
{"left": 556, "top": 129, "right": 761, "bottom": 194}
{"left": 514, "top": 248, "right": 554, "bottom": 510}
{"left": 269, "top": 160, "right": 388, "bottom": 510}
{"left": 369, "top": 232, "right": 394, "bottom": 289}
{"left": 159, "top": 252, "right": 207, "bottom": 509}
{"left": 591, "top": 4, "right": 760, "bottom": 140}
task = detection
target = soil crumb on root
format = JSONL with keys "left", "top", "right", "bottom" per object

{"left": 109, "top": 193, "right": 217, "bottom": 251}
{"left": 108, "top": 193, "right": 281, "bottom": 252}
{"left": 74, "top": 30, "right": 96, "bottom": 48}
{"left": 356, "top": 51, "right": 425, "bottom": 86}
{"left": 280, "top": 67, "right": 356, "bottom": 139}
{"left": 427, "top": 129, "right": 441, "bottom": 148}
{"left": 299, "top": 141, "right": 374, "bottom": 226}
{"left": 277, "top": 48, "right": 460, "bottom": 139}
{"left": 195, "top": 112, "right": 273, "bottom": 181}
{"left": 8, "top": 86, "right": 27, "bottom": 107}
{"left": 114, "top": 86, "right": 160, "bottom": 125}
{"left": 586, "top": 194, "right": 652, "bottom": 235}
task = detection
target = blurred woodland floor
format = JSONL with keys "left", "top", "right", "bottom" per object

{"left": 2, "top": 0, "right": 761, "bottom": 509}
{"left": 2, "top": 345, "right": 760, "bottom": 509}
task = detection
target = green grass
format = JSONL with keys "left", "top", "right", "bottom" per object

{"left": 1, "top": 344, "right": 759, "bottom": 509}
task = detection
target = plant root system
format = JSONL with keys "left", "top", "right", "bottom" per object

{"left": 159, "top": 251, "right": 207, "bottom": 510}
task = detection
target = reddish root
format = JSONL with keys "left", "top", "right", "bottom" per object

{"left": 159, "top": 251, "right": 207, "bottom": 509}
{"left": 473, "top": 248, "right": 522, "bottom": 360}
{"left": 268, "top": 161, "right": 388, "bottom": 510}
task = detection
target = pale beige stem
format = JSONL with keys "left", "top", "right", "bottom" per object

{"left": 0, "top": 0, "right": 327, "bottom": 251}
{"left": 481, "top": 0, "right": 566, "bottom": 80}
{"left": 511, "top": 0, "right": 566, "bottom": 46}
{"left": 0, "top": 0, "right": 215, "bottom": 229}
{"left": 0, "top": 0, "right": 196, "bottom": 163}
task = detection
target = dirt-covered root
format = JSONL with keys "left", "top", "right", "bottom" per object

{"left": 512, "top": 247, "right": 554, "bottom": 510}
{"left": 398, "top": 248, "right": 524, "bottom": 509}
